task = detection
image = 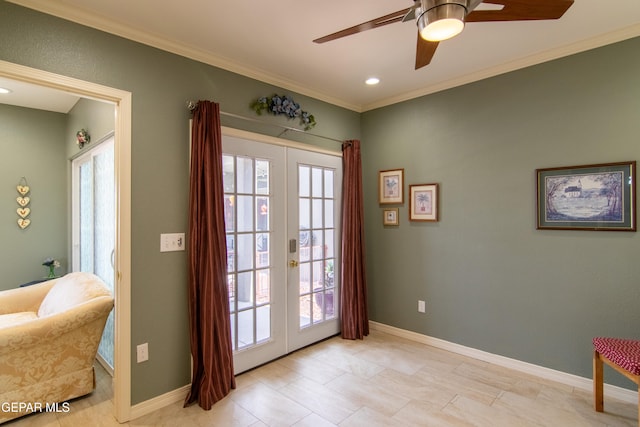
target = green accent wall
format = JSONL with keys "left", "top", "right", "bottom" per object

{"left": 362, "top": 37, "right": 640, "bottom": 389}
{"left": 0, "top": 104, "right": 67, "bottom": 287}
{"left": 0, "top": 2, "right": 359, "bottom": 405}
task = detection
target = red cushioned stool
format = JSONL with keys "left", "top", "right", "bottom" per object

{"left": 593, "top": 337, "right": 640, "bottom": 425}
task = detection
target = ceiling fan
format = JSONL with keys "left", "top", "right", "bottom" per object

{"left": 313, "top": 0, "right": 575, "bottom": 70}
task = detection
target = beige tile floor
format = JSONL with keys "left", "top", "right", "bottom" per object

{"left": 6, "top": 330, "right": 637, "bottom": 426}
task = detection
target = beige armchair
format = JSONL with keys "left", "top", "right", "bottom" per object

{"left": 0, "top": 272, "right": 114, "bottom": 423}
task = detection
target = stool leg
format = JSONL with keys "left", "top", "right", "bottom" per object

{"left": 594, "top": 349, "right": 604, "bottom": 412}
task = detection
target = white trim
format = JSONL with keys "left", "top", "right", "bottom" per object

{"left": 6, "top": 0, "right": 360, "bottom": 112}
{"left": 369, "top": 321, "right": 638, "bottom": 405}
{"left": 7, "top": 0, "right": 640, "bottom": 112}
{"left": 0, "top": 60, "right": 133, "bottom": 423}
{"left": 363, "top": 23, "right": 640, "bottom": 111}
{"left": 130, "top": 385, "right": 190, "bottom": 421}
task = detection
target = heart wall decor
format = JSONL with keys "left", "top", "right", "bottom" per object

{"left": 17, "top": 185, "right": 30, "bottom": 195}
{"left": 17, "top": 207, "right": 31, "bottom": 218}
{"left": 16, "top": 178, "right": 32, "bottom": 229}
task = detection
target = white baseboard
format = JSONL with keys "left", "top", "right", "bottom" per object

{"left": 369, "top": 321, "right": 637, "bottom": 404}
{"left": 129, "top": 384, "right": 190, "bottom": 420}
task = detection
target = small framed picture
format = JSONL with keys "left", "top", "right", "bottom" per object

{"left": 410, "top": 183, "right": 439, "bottom": 222}
{"left": 379, "top": 169, "right": 404, "bottom": 204}
{"left": 383, "top": 208, "right": 399, "bottom": 226}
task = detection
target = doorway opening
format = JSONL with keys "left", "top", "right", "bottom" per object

{"left": 0, "top": 60, "right": 133, "bottom": 422}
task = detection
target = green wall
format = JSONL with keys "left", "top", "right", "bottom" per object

{"left": 0, "top": 2, "right": 360, "bottom": 405}
{"left": 2, "top": 0, "right": 638, "bottom": 404}
{"left": 0, "top": 97, "right": 116, "bottom": 290}
{"left": 0, "top": 104, "right": 67, "bottom": 288}
{"left": 362, "top": 37, "right": 640, "bottom": 389}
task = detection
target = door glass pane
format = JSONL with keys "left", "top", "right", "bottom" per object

{"left": 256, "top": 197, "right": 269, "bottom": 231}
{"left": 324, "top": 170, "right": 333, "bottom": 198}
{"left": 237, "top": 195, "right": 253, "bottom": 232}
{"left": 237, "top": 309, "right": 254, "bottom": 349}
{"left": 256, "top": 305, "right": 270, "bottom": 343}
{"left": 299, "top": 166, "right": 310, "bottom": 197}
{"left": 75, "top": 140, "right": 115, "bottom": 370}
{"left": 299, "top": 262, "right": 310, "bottom": 294}
{"left": 298, "top": 165, "right": 337, "bottom": 328}
{"left": 226, "top": 155, "right": 273, "bottom": 352}
{"left": 256, "top": 160, "right": 269, "bottom": 195}
{"left": 237, "top": 157, "right": 253, "bottom": 193}
{"left": 224, "top": 195, "right": 235, "bottom": 232}
{"left": 237, "top": 234, "right": 254, "bottom": 271}
{"left": 79, "top": 161, "right": 93, "bottom": 272}
{"left": 223, "top": 155, "right": 234, "bottom": 192}
{"left": 93, "top": 147, "right": 115, "bottom": 369}
{"left": 312, "top": 199, "right": 323, "bottom": 229}
{"left": 299, "top": 295, "right": 311, "bottom": 328}
{"left": 311, "top": 167, "right": 323, "bottom": 197}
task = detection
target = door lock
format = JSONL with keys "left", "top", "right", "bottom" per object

{"left": 289, "top": 260, "right": 299, "bottom": 268}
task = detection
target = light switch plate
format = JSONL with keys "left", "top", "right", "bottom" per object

{"left": 160, "top": 233, "right": 185, "bottom": 252}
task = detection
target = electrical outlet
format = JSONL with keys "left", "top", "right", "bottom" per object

{"left": 137, "top": 343, "right": 149, "bottom": 363}
{"left": 418, "top": 300, "right": 426, "bottom": 313}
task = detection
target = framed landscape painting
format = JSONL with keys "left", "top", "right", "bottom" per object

{"left": 536, "top": 161, "right": 636, "bottom": 231}
{"left": 379, "top": 169, "right": 404, "bottom": 204}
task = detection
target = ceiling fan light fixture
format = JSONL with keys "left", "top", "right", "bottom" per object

{"left": 417, "top": 0, "right": 467, "bottom": 42}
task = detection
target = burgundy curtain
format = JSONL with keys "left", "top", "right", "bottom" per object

{"left": 184, "top": 101, "right": 235, "bottom": 410}
{"left": 340, "top": 140, "right": 369, "bottom": 340}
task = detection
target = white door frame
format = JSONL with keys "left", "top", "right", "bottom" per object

{"left": 0, "top": 61, "right": 133, "bottom": 423}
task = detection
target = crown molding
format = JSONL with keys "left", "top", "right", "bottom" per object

{"left": 7, "top": 0, "right": 363, "bottom": 112}
{"left": 8, "top": 1, "right": 640, "bottom": 113}
{"left": 363, "top": 23, "right": 640, "bottom": 111}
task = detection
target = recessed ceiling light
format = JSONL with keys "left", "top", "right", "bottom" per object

{"left": 365, "top": 77, "right": 380, "bottom": 85}
{"left": 0, "top": 87, "right": 12, "bottom": 94}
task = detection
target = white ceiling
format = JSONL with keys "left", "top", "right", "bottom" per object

{"left": 6, "top": 0, "right": 640, "bottom": 112}
{"left": 0, "top": 76, "right": 80, "bottom": 113}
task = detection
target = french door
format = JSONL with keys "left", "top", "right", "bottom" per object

{"left": 71, "top": 135, "right": 115, "bottom": 371}
{"left": 222, "top": 132, "right": 341, "bottom": 374}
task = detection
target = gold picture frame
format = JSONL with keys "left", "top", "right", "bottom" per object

{"left": 379, "top": 169, "right": 404, "bottom": 204}
{"left": 409, "top": 183, "right": 439, "bottom": 222}
{"left": 383, "top": 208, "right": 399, "bottom": 226}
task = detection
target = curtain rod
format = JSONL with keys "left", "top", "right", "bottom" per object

{"left": 186, "top": 101, "right": 344, "bottom": 144}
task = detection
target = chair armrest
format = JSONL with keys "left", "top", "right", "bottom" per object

{"left": 0, "top": 280, "right": 56, "bottom": 315}
{"left": 0, "top": 295, "right": 114, "bottom": 355}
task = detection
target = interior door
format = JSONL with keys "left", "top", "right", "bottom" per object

{"left": 71, "top": 135, "right": 115, "bottom": 371}
{"left": 223, "top": 132, "right": 341, "bottom": 373}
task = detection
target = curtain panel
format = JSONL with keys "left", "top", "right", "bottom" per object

{"left": 185, "top": 101, "right": 235, "bottom": 410}
{"left": 340, "top": 140, "right": 369, "bottom": 340}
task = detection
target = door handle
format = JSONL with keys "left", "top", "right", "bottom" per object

{"left": 289, "top": 260, "right": 299, "bottom": 268}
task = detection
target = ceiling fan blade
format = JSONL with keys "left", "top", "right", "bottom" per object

{"left": 313, "top": 8, "right": 410, "bottom": 44}
{"left": 466, "top": 0, "right": 574, "bottom": 22}
{"left": 415, "top": 34, "right": 439, "bottom": 70}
